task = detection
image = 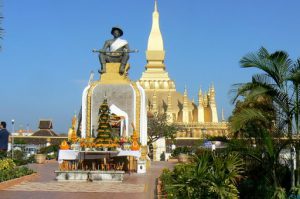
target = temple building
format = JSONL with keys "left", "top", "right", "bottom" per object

{"left": 138, "top": 1, "right": 229, "bottom": 146}
{"left": 31, "top": 120, "right": 58, "bottom": 137}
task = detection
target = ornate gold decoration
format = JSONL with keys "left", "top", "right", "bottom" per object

{"left": 130, "top": 82, "right": 141, "bottom": 138}
{"left": 131, "top": 125, "right": 140, "bottom": 151}
{"left": 60, "top": 140, "right": 70, "bottom": 150}
{"left": 86, "top": 81, "right": 98, "bottom": 137}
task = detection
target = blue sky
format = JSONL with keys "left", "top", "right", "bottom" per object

{"left": 1, "top": 0, "right": 300, "bottom": 133}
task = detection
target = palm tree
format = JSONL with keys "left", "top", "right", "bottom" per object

{"left": 288, "top": 58, "right": 300, "bottom": 185}
{"left": 288, "top": 59, "right": 300, "bottom": 133}
{"left": 232, "top": 47, "right": 297, "bottom": 187}
{"left": 229, "top": 101, "right": 291, "bottom": 194}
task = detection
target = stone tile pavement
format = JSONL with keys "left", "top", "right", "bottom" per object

{"left": 5, "top": 182, "right": 145, "bottom": 193}
{"left": 0, "top": 160, "right": 174, "bottom": 199}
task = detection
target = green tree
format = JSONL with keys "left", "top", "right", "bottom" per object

{"left": 287, "top": 59, "right": 300, "bottom": 185}
{"left": 147, "top": 112, "right": 179, "bottom": 145}
{"left": 232, "top": 47, "right": 299, "bottom": 190}
{"left": 229, "top": 102, "right": 293, "bottom": 198}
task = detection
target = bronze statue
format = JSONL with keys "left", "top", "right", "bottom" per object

{"left": 94, "top": 27, "right": 130, "bottom": 75}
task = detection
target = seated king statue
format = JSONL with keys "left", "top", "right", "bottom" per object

{"left": 98, "top": 26, "right": 130, "bottom": 75}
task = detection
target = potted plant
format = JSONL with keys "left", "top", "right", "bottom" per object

{"left": 34, "top": 147, "right": 47, "bottom": 164}
{"left": 172, "top": 146, "right": 192, "bottom": 163}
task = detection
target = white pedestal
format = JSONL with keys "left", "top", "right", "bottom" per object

{"left": 137, "top": 160, "right": 146, "bottom": 173}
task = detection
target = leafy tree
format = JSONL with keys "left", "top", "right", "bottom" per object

{"left": 147, "top": 112, "right": 179, "bottom": 145}
{"left": 229, "top": 95, "right": 276, "bottom": 139}
{"left": 230, "top": 47, "right": 300, "bottom": 193}
{"left": 288, "top": 59, "right": 300, "bottom": 185}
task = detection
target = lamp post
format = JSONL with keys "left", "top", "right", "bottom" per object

{"left": 11, "top": 119, "right": 15, "bottom": 159}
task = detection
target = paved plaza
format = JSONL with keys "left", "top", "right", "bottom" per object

{"left": 0, "top": 161, "right": 174, "bottom": 199}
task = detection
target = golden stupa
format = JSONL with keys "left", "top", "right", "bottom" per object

{"left": 137, "top": 1, "right": 229, "bottom": 140}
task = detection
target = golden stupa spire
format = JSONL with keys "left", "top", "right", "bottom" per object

{"left": 198, "top": 87, "right": 203, "bottom": 106}
{"left": 138, "top": 0, "right": 175, "bottom": 91}
{"left": 182, "top": 86, "right": 189, "bottom": 123}
{"left": 68, "top": 113, "right": 78, "bottom": 143}
{"left": 198, "top": 86, "right": 202, "bottom": 96}
{"left": 210, "top": 82, "right": 215, "bottom": 93}
{"left": 203, "top": 92, "right": 208, "bottom": 107}
{"left": 146, "top": 0, "right": 165, "bottom": 69}
{"left": 183, "top": 86, "right": 188, "bottom": 107}
{"left": 148, "top": 0, "right": 164, "bottom": 51}
{"left": 209, "top": 82, "right": 216, "bottom": 104}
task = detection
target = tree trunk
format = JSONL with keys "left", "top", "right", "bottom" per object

{"left": 291, "top": 146, "right": 295, "bottom": 187}
{"left": 272, "top": 167, "right": 278, "bottom": 188}
{"left": 295, "top": 85, "right": 300, "bottom": 186}
{"left": 287, "top": 103, "right": 295, "bottom": 187}
{"left": 296, "top": 144, "right": 300, "bottom": 185}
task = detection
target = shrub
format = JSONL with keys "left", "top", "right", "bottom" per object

{"left": 0, "top": 151, "right": 7, "bottom": 159}
{"left": 289, "top": 186, "right": 300, "bottom": 199}
{"left": 160, "top": 152, "right": 166, "bottom": 161}
{"left": 39, "top": 145, "right": 59, "bottom": 154}
{"left": 171, "top": 146, "right": 193, "bottom": 157}
{"left": 160, "top": 151, "right": 244, "bottom": 199}
{"left": 207, "top": 136, "right": 228, "bottom": 142}
{"left": 272, "top": 187, "right": 286, "bottom": 199}
{"left": 46, "top": 152, "right": 58, "bottom": 160}
{"left": 26, "top": 154, "right": 36, "bottom": 163}
{"left": 0, "top": 166, "right": 34, "bottom": 182}
{"left": 0, "top": 158, "right": 16, "bottom": 170}
{"left": 0, "top": 158, "right": 34, "bottom": 182}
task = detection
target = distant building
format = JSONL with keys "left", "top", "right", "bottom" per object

{"left": 31, "top": 120, "right": 58, "bottom": 137}
{"left": 14, "top": 128, "right": 33, "bottom": 136}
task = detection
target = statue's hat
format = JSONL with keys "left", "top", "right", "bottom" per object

{"left": 111, "top": 26, "right": 123, "bottom": 36}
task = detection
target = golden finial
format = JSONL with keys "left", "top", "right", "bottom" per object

{"left": 68, "top": 113, "right": 78, "bottom": 143}
{"left": 198, "top": 86, "right": 202, "bottom": 96}
{"left": 72, "top": 113, "right": 77, "bottom": 129}
{"left": 210, "top": 82, "right": 215, "bottom": 92}
{"left": 154, "top": 0, "right": 158, "bottom": 12}
{"left": 184, "top": 85, "right": 188, "bottom": 96}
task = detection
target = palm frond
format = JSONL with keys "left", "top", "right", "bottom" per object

{"left": 230, "top": 107, "right": 268, "bottom": 132}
